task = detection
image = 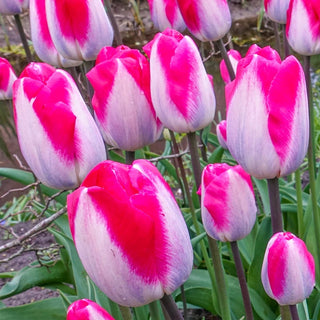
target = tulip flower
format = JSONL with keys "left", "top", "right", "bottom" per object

{"left": 147, "top": 0, "right": 186, "bottom": 32}
{"left": 13, "top": 62, "right": 106, "bottom": 189}
{"left": 0, "top": 0, "right": 28, "bottom": 15}
{"left": 219, "top": 49, "right": 241, "bottom": 84}
{"left": 67, "top": 159, "right": 193, "bottom": 307}
{"left": 30, "top": 0, "right": 82, "bottom": 68}
{"left": 176, "top": 0, "right": 231, "bottom": 42}
{"left": 264, "top": 0, "right": 290, "bottom": 24}
{"left": 216, "top": 120, "right": 227, "bottom": 149}
{"left": 198, "top": 163, "right": 257, "bottom": 242}
{"left": 261, "top": 232, "right": 315, "bottom": 305}
{"left": 144, "top": 29, "right": 216, "bottom": 133}
{"left": 0, "top": 57, "right": 17, "bottom": 100}
{"left": 87, "top": 45, "right": 163, "bottom": 151}
{"left": 67, "top": 299, "right": 115, "bottom": 320}
{"left": 226, "top": 45, "right": 309, "bottom": 179}
{"left": 286, "top": 0, "right": 320, "bottom": 56}
{"left": 44, "top": 0, "right": 114, "bottom": 61}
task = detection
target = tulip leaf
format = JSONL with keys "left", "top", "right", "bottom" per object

{"left": 0, "top": 298, "right": 66, "bottom": 320}
{"left": 252, "top": 178, "right": 270, "bottom": 215}
{"left": 191, "top": 232, "right": 206, "bottom": 247}
{"left": 0, "top": 260, "right": 70, "bottom": 300}
{"left": 207, "top": 146, "right": 224, "bottom": 164}
{"left": 0, "top": 168, "right": 68, "bottom": 205}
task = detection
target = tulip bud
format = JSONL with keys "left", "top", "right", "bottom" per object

{"left": 264, "top": 0, "right": 290, "bottom": 24}
{"left": 261, "top": 232, "right": 315, "bottom": 305}
{"left": 144, "top": 29, "right": 216, "bottom": 133}
{"left": 30, "top": 0, "right": 82, "bottom": 68}
{"left": 226, "top": 45, "right": 309, "bottom": 179}
{"left": 286, "top": 0, "right": 320, "bottom": 56}
{"left": 44, "top": 0, "right": 114, "bottom": 61}
{"left": 67, "top": 159, "right": 193, "bottom": 307}
{"left": 67, "top": 299, "right": 115, "bottom": 320}
{"left": 219, "top": 49, "right": 241, "bottom": 84}
{"left": 87, "top": 45, "right": 163, "bottom": 151}
{"left": 147, "top": 0, "right": 186, "bottom": 32}
{"left": 216, "top": 120, "right": 227, "bottom": 149}
{"left": 0, "top": 0, "right": 28, "bottom": 15}
{"left": 13, "top": 62, "right": 106, "bottom": 189}
{"left": 176, "top": 0, "right": 231, "bottom": 42}
{"left": 199, "top": 163, "right": 257, "bottom": 242}
{"left": 0, "top": 57, "right": 17, "bottom": 100}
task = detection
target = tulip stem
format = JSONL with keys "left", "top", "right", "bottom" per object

{"left": 160, "top": 294, "right": 183, "bottom": 320}
{"left": 283, "top": 24, "right": 290, "bottom": 58}
{"left": 216, "top": 39, "right": 235, "bottom": 81}
{"left": 267, "top": 177, "right": 283, "bottom": 234}
{"left": 125, "top": 151, "right": 135, "bottom": 165}
{"left": 14, "top": 14, "right": 32, "bottom": 63}
{"left": 295, "top": 169, "right": 304, "bottom": 238}
{"left": 104, "top": 0, "right": 123, "bottom": 46}
{"left": 187, "top": 132, "right": 202, "bottom": 189}
{"left": 149, "top": 301, "right": 161, "bottom": 320}
{"left": 280, "top": 305, "right": 291, "bottom": 320}
{"left": 273, "top": 22, "right": 282, "bottom": 58}
{"left": 289, "top": 305, "right": 300, "bottom": 320}
{"left": 230, "top": 241, "right": 254, "bottom": 320}
{"left": 119, "top": 305, "right": 133, "bottom": 320}
{"left": 304, "top": 55, "right": 320, "bottom": 270}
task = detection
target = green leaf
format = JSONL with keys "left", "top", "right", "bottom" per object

{"left": 191, "top": 232, "right": 207, "bottom": 247}
{"left": 0, "top": 298, "right": 66, "bottom": 320}
{"left": 0, "top": 261, "right": 70, "bottom": 299}
{"left": 207, "top": 146, "right": 224, "bottom": 164}
{"left": 248, "top": 287, "right": 276, "bottom": 320}
{"left": 253, "top": 178, "right": 270, "bottom": 215}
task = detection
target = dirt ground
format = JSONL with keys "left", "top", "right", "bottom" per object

{"left": 0, "top": 0, "right": 265, "bottom": 314}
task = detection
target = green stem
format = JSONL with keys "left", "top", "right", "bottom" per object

{"left": 14, "top": 14, "right": 32, "bottom": 62}
{"left": 283, "top": 24, "right": 290, "bottom": 58}
{"left": 280, "top": 305, "right": 291, "bottom": 320}
{"left": 230, "top": 241, "right": 253, "bottom": 320}
{"left": 199, "top": 129, "right": 208, "bottom": 163}
{"left": 273, "top": 22, "right": 282, "bottom": 58}
{"left": 289, "top": 305, "right": 300, "bottom": 320}
{"left": 217, "top": 39, "right": 235, "bottom": 81}
{"left": 160, "top": 294, "right": 183, "bottom": 320}
{"left": 304, "top": 55, "right": 320, "bottom": 269}
{"left": 149, "top": 301, "right": 161, "bottom": 320}
{"left": 119, "top": 305, "right": 132, "bottom": 320}
{"left": 104, "top": 0, "right": 122, "bottom": 46}
{"left": 187, "top": 132, "right": 202, "bottom": 189}
{"left": 267, "top": 177, "right": 283, "bottom": 234}
{"left": 125, "top": 151, "right": 135, "bottom": 165}
{"left": 180, "top": 285, "right": 188, "bottom": 320}
{"left": 295, "top": 169, "right": 304, "bottom": 238}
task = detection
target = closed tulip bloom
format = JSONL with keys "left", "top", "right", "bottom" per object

{"left": 176, "top": 0, "right": 231, "bottom": 41}
{"left": 199, "top": 163, "right": 257, "bottom": 242}
{"left": 144, "top": 29, "right": 215, "bottom": 133}
{"left": 261, "top": 232, "right": 315, "bottom": 305}
{"left": 13, "top": 62, "right": 106, "bottom": 189}
{"left": 147, "top": 0, "right": 186, "bottom": 32}
{"left": 67, "top": 159, "right": 193, "bottom": 307}
{"left": 226, "top": 45, "right": 309, "bottom": 179}
{"left": 0, "top": 0, "right": 28, "bottom": 15}
{"left": 30, "top": 0, "right": 82, "bottom": 68}
{"left": 87, "top": 45, "right": 163, "bottom": 151}
{"left": 0, "top": 57, "right": 17, "bottom": 100}
{"left": 264, "top": 0, "right": 290, "bottom": 24}
{"left": 216, "top": 120, "right": 227, "bottom": 149}
{"left": 219, "top": 49, "right": 241, "bottom": 84}
{"left": 67, "top": 299, "right": 115, "bottom": 320}
{"left": 286, "top": 0, "right": 320, "bottom": 56}
{"left": 45, "top": 0, "right": 114, "bottom": 61}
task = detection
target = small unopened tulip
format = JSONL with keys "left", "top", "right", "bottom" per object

{"left": 67, "top": 159, "right": 193, "bottom": 307}
{"left": 264, "top": 0, "right": 290, "bottom": 24}
{"left": 67, "top": 299, "right": 115, "bottom": 320}
{"left": 45, "top": 0, "right": 114, "bottom": 61}
{"left": 216, "top": 120, "right": 227, "bottom": 149}
{"left": 0, "top": 57, "right": 17, "bottom": 100}
{"left": 13, "top": 62, "right": 106, "bottom": 189}
{"left": 226, "top": 45, "right": 309, "bottom": 179}
{"left": 147, "top": 0, "right": 186, "bottom": 32}
{"left": 199, "top": 163, "right": 257, "bottom": 242}
{"left": 286, "top": 0, "right": 320, "bottom": 55}
{"left": 144, "top": 29, "right": 215, "bottom": 133}
{"left": 219, "top": 49, "right": 241, "bottom": 84}
{"left": 87, "top": 45, "right": 163, "bottom": 151}
{"left": 176, "top": 0, "right": 231, "bottom": 41}
{"left": 0, "top": 0, "right": 28, "bottom": 15}
{"left": 261, "top": 232, "right": 315, "bottom": 305}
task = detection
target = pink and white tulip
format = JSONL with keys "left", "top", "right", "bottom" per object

{"left": 13, "top": 62, "right": 106, "bottom": 190}
{"left": 67, "top": 299, "right": 115, "bottom": 320}
{"left": 44, "top": 0, "right": 114, "bottom": 61}
{"left": 261, "top": 232, "right": 315, "bottom": 305}
{"left": 199, "top": 163, "right": 257, "bottom": 242}
{"left": 216, "top": 120, "right": 227, "bottom": 149}
{"left": 87, "top": 45, "right": 163, "bottom": 151}
{"left": 144, "top": 29, "right": 215, "bottom": 133}
{"left": 0, "top": 57, "right": 17, "bottom": 100}
{"left": 147, "top": 0, "right": 186, "bottom": 32}
{"left": 67, "top": 159, "right": 193, "bottom": 307}
{"left": 0, "top": 0, "right": 28, "bottom": 15}
{"left": 286, "top": 0, "right": 320, "bottom": 55}
{"left": 30, "top": 0, "right": 82, "bottom": 68}
{"left": 226, "top": 45, "right": 309, "bottom": 179}
{"left": 264, "top": 0, "right": 290, "bottom": 24}
{"left": 176, "top": 0, "right": 231, "bottom": 41}
{"left": 219, "top": 49, "right": 241, "bottom": 84}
